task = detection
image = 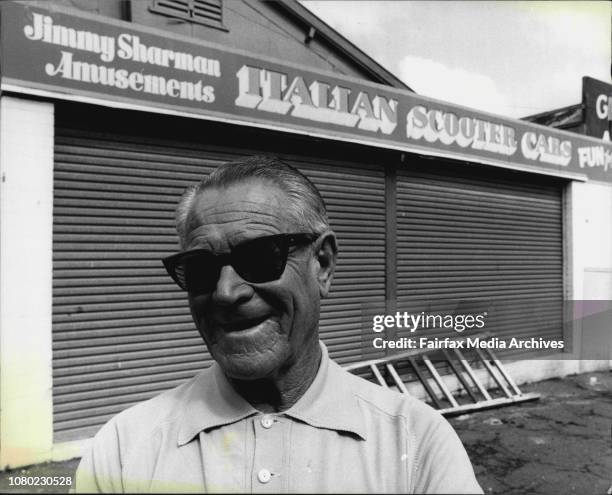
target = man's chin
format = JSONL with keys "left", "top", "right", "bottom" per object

{"left": 204, "top": 319, "right": 286, "bottom": 375}
{"left": 215, "top": 352, "right": 285, "bottom": 380}
{"left": 209, "top": 336, "right": 289, "bottom": 380}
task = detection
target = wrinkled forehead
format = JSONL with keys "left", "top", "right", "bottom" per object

{"left": 184, "top": 180, "right": 296, "bottom": 246}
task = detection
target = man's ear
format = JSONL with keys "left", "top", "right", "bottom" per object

{"left": 314, "top": 231, "right": 337, "bottom": 298}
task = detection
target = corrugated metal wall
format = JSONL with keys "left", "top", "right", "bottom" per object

{"left": 53, "top": 130, "right": 218, "bottom": 440}
{"left": 396, "top": 161, "right": 564, "bottom": 352}
{"left": 52, "top": 116, "right": 386, "bottom": 441}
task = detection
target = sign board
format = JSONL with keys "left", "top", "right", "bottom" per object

{"left": 583, "top": 76, "right": 612, "bottom": 142}
{"left": 2, "top": 2, "right": 612, "bottom": 181}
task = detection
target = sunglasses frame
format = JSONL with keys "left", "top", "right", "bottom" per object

{"left": 162, "top": 232, "right": 319, "bottom": 293}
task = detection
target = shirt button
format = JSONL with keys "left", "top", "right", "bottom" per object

{"left": 257, "top": 469, "right": 271, "bottom": 483}
{"left": 261, "top": 415, "right": 274, "bottom": 429}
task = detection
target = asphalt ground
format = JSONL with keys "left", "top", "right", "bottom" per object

{"left": 1, "top": 369, "right": 610, "bottom": 494}
{"left": 451, "top": 369, "right": 612, "bottom": 495}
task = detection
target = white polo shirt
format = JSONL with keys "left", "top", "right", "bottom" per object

{"left": 76, "top": 343, "right": 482, "bottom": 493}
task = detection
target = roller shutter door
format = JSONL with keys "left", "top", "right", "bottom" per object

{"left": 52, "top": 121, "right": 385, "bottom": 441}
{"left": 396, "top": 160, "right": 564, "bottom": 355}
{"left": 53, "top": 129, "right": 229, "bottom": 441}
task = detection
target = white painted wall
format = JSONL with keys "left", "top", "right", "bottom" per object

{"left": 569, "top": 179, "right": 612, "bottom": 371}
{"left": 0, "top": 96, "right": 54, "bottom": 468}
{"left": 571, "top": 180, "right": 612, "bottom": 298}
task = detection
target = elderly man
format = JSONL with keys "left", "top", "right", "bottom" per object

{"left": 76, "top": 155, "right": 482, "bottom": 493}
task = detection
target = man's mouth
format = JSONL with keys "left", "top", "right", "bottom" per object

{"left": 219, "top": 315, "right": 270, "bottom": 333}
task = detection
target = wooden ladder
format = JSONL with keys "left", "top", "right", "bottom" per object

{"left": 344, "top": 333, "right": 539, "bottom": 416}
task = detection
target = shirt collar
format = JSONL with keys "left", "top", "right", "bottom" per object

{"left": 177, "top": 363, "right": 258, "bottom": 446}
{"left": 177, "top": 342, "right": 367, "bottom": 446}
{"left": 284, "top": 343, "right": 367, "bottom": 440}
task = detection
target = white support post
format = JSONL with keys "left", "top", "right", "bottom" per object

{"left": 0, "top": 96, "right": 54, "bottom": 469}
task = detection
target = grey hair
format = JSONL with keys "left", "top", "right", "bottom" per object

{"left": 175, "top": 155, "right": 330, "bottom": 249}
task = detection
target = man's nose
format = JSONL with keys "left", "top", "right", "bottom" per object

{"left": 211, "top": 265, "right": 253, "bottom": 305}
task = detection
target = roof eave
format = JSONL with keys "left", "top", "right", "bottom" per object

{"left": 522, "top": 103, "right": 584, "bottom": 127}
{"left": 273, "top": 0, "right": 413, "bottom": 92}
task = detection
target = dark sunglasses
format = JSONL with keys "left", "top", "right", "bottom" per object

{"left": 162, "top": 233, "right": 319, "bottom": 294}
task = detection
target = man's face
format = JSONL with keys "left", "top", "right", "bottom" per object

{"left": 183, "top": 180, "right": 331, "bottom": 380}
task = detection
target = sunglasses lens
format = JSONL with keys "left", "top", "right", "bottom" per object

{"left": 164, "top": 234, "right": 311, "bottom": 292}
{"left": 233, "top": 236, "right": 287, "bottom": 283}
{"left": 178, "top": 252, "right": 219, "bottom": 294}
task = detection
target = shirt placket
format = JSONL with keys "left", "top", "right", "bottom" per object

{"left": 251, "top": 414, "right": 286, "bottom": 493}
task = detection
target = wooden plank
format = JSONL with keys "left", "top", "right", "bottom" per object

{"left": 370, "top": 363, "right": 388, "bottom": 388}
{"left": 408, "top": 356, "right": 443, "bottom": 409}
{"left": 442, "top": 349, "right": 479, "bottom": 403}
{"left": 385, "top": 363, "right": 408, "bottom": 394}
{"left": 454, "top": 348, "right": 492, "bottom": 400}
{"left": 438, "top": 392, "right": 540, "bottom": 416}
{"left": 422, "top": 355, "right": 459, "bottom": 408}
{"left": 484, "top": 347, "right": 522, "bottom": 396}
{"left": 475, "top": 348, "right": 512, "bottom": 398}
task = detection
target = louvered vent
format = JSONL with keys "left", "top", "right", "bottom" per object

{"left": 150, "top": 0, "right": 224, "bottom": 29}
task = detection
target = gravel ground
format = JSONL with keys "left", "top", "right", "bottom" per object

{"left": 1, "top": 369, "right": 610, "bottom": 494}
